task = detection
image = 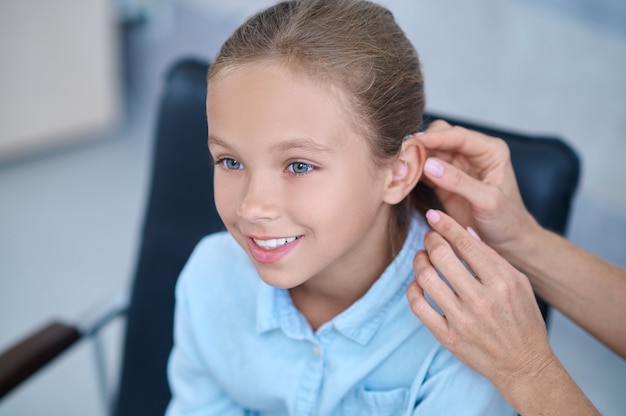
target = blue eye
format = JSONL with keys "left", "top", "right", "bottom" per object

{"left": 287, "top": 162, "right": 314, "bottom": 175}
{"left": 221, "top": 158, "right": 243, "bottom": 170}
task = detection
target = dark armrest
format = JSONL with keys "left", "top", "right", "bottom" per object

{"left": 0, "top": 321, "right": 80, "bottom": 399}
{"left": 0, "top": 291, "right": 127, "bottom": 401}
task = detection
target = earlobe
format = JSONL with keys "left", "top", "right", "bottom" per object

{"left": 384, "top": 137, "right": 426, "bottom": 204}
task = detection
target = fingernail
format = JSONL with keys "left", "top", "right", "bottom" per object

{"left": 416, "top": 131, "right": 425, "bottom": 136}
{"left": 426, "top": 209, "right": 441, "bottom": 224}
{"left": 467, "top": 226, "right": 481, "bottom": 241}
{"left": 424, "top": 158, "right": 444, "bottom": 178}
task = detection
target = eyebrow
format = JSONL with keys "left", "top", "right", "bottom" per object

{"left": 208, "top": 135, "right": 333, "bottom": 155}
{"left": 270, "top": 137, "right": 333, "bottom": 155}
{"left": 208, "top": 134, "right": 230, "bottom": 149}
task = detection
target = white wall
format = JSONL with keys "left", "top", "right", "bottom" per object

{"left": 0, "top": 0, "right": 120, "bottom": 161}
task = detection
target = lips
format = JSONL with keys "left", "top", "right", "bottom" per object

{"left": 246, "top": 235, "right": 302, "bottom": 264}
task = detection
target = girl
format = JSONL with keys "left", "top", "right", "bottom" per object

{"left": 166, "top": 1, "right": 514, "bottom": 414}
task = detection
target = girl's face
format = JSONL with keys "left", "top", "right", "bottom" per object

{"left": 207, "top": 63, "right": 395, "bottom": 290}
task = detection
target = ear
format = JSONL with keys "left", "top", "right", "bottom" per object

{"left": 383, "top": 136, "right": 426, "bottom": 205}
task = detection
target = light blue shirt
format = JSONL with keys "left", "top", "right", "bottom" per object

{"left": 166, "top": 216, "right": 514, "bottom": 415}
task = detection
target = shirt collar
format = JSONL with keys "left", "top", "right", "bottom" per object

{"left": 256, "top": 215, "right": 428, "bottom": 344}
{"left": 331, "top": 215, "right": 427, "bottom": 344}
{"left": 256, "top": 282, "right": 313, "bottom": 340}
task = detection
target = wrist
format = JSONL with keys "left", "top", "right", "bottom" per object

{"left": 498, "top": 349, "right": 560, "bottom": 413}
{"left": 499, "top": 212, "right": 544, "bottom": 271}
{"left": 500, "top": 351, "right": 600, "bottom": 416}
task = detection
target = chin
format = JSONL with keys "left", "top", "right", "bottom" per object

{"left": 254, "top": 266, "right": 304, "bottom": 289}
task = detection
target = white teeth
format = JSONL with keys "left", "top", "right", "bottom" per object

{"left": 253, "top": 236, "right": 297, "bottom": 250}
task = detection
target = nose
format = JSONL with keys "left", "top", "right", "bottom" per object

{"left": 236, "top": 175, "right": 280, "bottom": 222}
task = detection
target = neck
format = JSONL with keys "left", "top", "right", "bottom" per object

{"left": 290, "top": 216, "right": 409, "bottom": 331}
{"left": 290, "top": 260, "right": 387, "bottom": 330}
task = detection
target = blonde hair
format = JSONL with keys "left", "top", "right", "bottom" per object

{"left": 209, "top": 0, "right": 442, "bottom": 240}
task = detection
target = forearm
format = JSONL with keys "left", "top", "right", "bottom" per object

{"left": 500, "top": 353, "right": 599, "bottom": 416}
{"left": 507, "top": 225, "right": 626, "bottom": 359}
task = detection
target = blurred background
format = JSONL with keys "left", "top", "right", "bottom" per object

{"left": 0, "top": 0, "right": 624, "bottom": 414}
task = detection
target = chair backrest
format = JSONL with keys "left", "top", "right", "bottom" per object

{"left": 113, "top": 58, "right": 579, "bottom": 415}
{"left": 113, "top": 58, "right": 222, "bottom": 416}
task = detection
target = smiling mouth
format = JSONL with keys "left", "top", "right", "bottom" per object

{"left": 252, "top": 236, "right": 300, "bottom": 250}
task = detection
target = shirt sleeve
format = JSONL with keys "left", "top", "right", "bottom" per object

{"left": 411, "top": 347, "right": 516, "bottom": 416}
{"left": 165, "top": 253, "right": 246, "bottom": 416}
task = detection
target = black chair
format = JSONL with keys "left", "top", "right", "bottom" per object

{"left": 0, "top": 57, "right": 579, "bottom": 415}
{"left": 113, "top": 58, "right": 225, "bottom": 416}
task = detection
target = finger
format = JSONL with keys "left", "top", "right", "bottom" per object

{"left": 424, "top": 119, "right": 452, "bottom": 133}
{"left": 424, "top": 148, "right": 457, "bottom": 164}
{"left": 423, "top": 157, "right": 495, "bottom": 215}
{"left": 425, "top": 210, "right": 503, "bottom": 285}
{"left": 406, "top": 278, "right": 450, "bottom": 340}
{"left": 413, "top": 246, "right": 460, "bottom": 315}
{"left": 422, "top": 227, "right": 479, "bottom": 298}
{"left": 419, "top": 124, "right": 500, "bottom": 158}
{"left": 420, "top": 120, "right": 453, "bottom": 161}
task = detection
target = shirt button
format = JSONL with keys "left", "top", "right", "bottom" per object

{"left": 312, "top": 344, "right": 321, "bottom": 357}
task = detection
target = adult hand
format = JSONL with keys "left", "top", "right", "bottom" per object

{"left": 407, "top": 209, "right": 554, "bottom": 393}
{"left": 407, "top": 209, "right": 602, "bottom": 415}
{"left": 418, "top": 120, "right": 539, "bottom": 258}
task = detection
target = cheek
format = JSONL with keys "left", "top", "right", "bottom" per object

{"left": 302, "top": 173, "right": 381, "bottom": 222}
{"left": 334, "top": 165, "right": 386, "bottom": 204}
{"left": 213, "top": 178, "right": 237, "bottom": 222}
